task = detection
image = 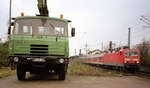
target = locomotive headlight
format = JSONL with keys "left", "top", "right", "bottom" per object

{"left": 124, "top": 61, "right": 127, "bottom": 63}
{"left": 14, "top": 57, "right": 19, "bottom": 62}
{"left": 59, "top": 58, "right": 64, "bottom": 63}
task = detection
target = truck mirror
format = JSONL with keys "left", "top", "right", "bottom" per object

{"left": 8, "top": 22, "right": 14, "bottom": 34}
{"left": 11, "top": 22, "right": 14, "bottom": 26}
{"left": 67, "top": 20, "right": 72, "bottom": 23}
{"left": 71, "top": 28, "right": 75, "bottom": 37}
{"left": 8, "top": 26, "right": 11, "bottom": 34}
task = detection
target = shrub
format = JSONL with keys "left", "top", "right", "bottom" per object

{"left": 0, "top": 41, "right": 9, "bottom": 68}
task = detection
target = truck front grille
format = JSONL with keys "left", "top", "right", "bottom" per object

{"left": 30, "top": 44, "right": 48, "bottom": 54}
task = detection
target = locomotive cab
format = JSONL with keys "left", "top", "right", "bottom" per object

{"left": 121, "top": 49, "right": 140, "bottom": 71}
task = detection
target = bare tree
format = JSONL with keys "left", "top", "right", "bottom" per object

{"left": 135, "top": 38, "right": 150, "bottom": 67}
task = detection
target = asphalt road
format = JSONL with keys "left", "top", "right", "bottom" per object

{"left": 0, "top": 74, "right": 150, "bottom": 88}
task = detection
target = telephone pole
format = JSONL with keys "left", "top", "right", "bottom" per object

{"left": 101, "top": 43, "right": 103, "bottom": 51}
{"left": 74, "top": 48, "right": 76, "bottom": 59}
{"left": 9, "top": 0, "right": 12, "bottom": 26}
{"left": 85, "top": 43, "right": 88, "bottom": 57}
{"left": 79, "top": 43, "right": 95, "bottom": 57}
{"left": 128, "top": 28, "right": 131, "bottom": 49}
{"left": 7, "top": 0, "right": 12, "bottom": 41}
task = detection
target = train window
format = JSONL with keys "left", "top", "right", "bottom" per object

{"left": 131, "top": 52, "right": 138, "bottom": 56}
{"left": 124, "top": 52, "right": 129, "bottom": 56}
{"left": 124, "top": 51, "right": 138, "bottom": 56}
{"left": 120, "top": 52, "right": 122, "bottom": 56}
{"left": 99, "top": 57, "right": 102, "bottom": 60}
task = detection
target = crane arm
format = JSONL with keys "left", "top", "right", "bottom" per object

{"left": 37, "top": 0, "right": 49, "bottom": 16}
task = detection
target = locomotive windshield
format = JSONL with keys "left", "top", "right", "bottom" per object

{"left": 13, "top": 19, "right": 67, "bottom": 36}
{"left": 124, "top": 51, "right": 138, "bottom": 56}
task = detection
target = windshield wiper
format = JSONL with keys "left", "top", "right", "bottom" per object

{"left": 29, "top": 20, "right": 34, "bottom": 37}
{"left": 49, "top": 23, "right": 60, "bottom": 41}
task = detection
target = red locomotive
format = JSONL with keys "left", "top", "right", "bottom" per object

{"left": 83, "top": 48, "right": 140, "bottom": 72}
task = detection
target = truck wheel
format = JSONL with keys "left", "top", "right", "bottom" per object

{"left": 17, "top": 65, "right": 26, "bottom": 80}
{"left": 59, "top": 67, "right": 66, "bottom": 80}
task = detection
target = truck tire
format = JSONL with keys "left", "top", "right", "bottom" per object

{"left": 59, "top": 67, "right": 66, "bottom": 80}
{"left": 17, "top": 65, "right": 26, "bottom": 80}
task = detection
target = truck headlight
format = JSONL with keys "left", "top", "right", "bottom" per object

{"left": 59, "top": 58, "right": 64, "bottom": 63}
{"left": 14, "top": 57, "right": 19, "bottom": 62}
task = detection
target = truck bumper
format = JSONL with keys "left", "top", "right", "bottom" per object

{"left": 9, "top": 55, "right": 69, "bottom": 69}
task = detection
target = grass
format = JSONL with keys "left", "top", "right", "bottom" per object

{"left": 0, "top": 58, "right": 124, "bottom": 79}
{"left": 0, "top": 67, "right": 16, "bottom": 78}
{"left": 68, "top": 58, "right": 123, "bottom": 77}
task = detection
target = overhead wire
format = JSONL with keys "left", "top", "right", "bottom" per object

{"left": 91, "top": 11, "right": 150, "bottom": 49}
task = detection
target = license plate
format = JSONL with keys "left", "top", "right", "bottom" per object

{"left": 33, "top": 58, "right": 45, "bottom": 62}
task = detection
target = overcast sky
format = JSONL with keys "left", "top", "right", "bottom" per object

{"left": 1, "top": 0, "right": 150, "bottom": 56}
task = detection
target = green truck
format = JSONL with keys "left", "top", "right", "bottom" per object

{"left": 7, "top": 0, "right": 75, "bottom": 80}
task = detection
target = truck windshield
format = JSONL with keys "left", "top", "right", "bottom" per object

{"left": 124, "top": 51, "right": 138, "bottom": 56}
{"left": 13, "top": 19, "right": 67, "bottom": 36}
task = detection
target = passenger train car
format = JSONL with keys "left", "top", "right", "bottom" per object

{"left": 83, "top": 48, "right": 140, "bottom": 72}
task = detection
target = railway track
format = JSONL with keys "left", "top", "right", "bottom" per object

{"left": 88, "top": 64, "right": 150, "bottom": 79}
{"left": 111, "top": 69, "right": 150, "bottom": 80}
{"left": 131, "top": 71, "right": 150, "bottom": 79}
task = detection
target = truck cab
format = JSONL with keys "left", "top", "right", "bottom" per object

{"left": 8, "top": 15, "right": 75, "bottom": 80}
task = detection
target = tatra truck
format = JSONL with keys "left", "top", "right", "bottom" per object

{"left": 8, "top": 0, "right": 75, "bottom": 80}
